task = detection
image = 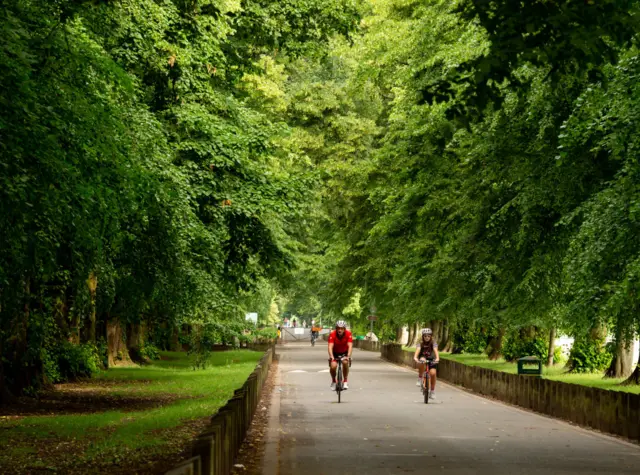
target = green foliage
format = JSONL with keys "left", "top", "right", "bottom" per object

{"left": 453, "top": 325, "right": 489, "bottom": 354}
{"left": 139, "top": 344, "right": 161, "bottom": 361}
{"left": 186, "top": 320, "right": 252, "bottom": 369}
{"left": 44, "top": 342, "right": 104, "bottom": 384}
{"left": 283, "top": 0, "right": 640, "bottom": 386}
{"left": 553, "top": 346, "right": 566, "bottom": 366}
{"left": 502, "top": 332, "right": 547, "bottom": 362}
{"left": 252, "top": 327, "right": 278, "bottom": 341}
{"left": 422, "top": 0, "right": 639, "bottom": 117}
{"left": 0, "top": 0, "right": 359, "bottom": 395}
{"left": 4, "top": 0, "right": 640, "bottom": 395}
{"left": 568, "top": 338, "right": 614, "bottom": 374}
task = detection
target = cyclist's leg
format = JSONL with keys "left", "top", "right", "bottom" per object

{"left": 330, "top": 359, "right": 338, "bottom": 381}
{"left": 429, "top": 365, "right": 437, "bottom": 391}
{"left": 342, "top": 358, "right": 350, "bottom": 381}
{"left": 417, "top": 362, "right": 426, "bottom": 380}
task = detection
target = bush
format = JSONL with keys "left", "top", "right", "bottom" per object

{"left": 502, "top": 332, "right": 548, "bottom": 362}
{"left": 42, "top": 348, "right": 62, "bottom": 385}
{"left": 453, "top": 323, "right": 489, "bottom": 353}
{"left": 139, "top": 344, "right": 161, "bottom": 361}
{"left": 567, "top": 337, "right": 613, "bottom": 373}
{"left": 553, "top": 345, "right": 566, "bottom": 365}
{"left": 253, "top": 327, "right": 277, "bottom": 341}
{"left": 44, "top": 342, "right": 104, "bottom": 383}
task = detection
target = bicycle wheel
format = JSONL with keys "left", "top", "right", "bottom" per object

{"left": 424, "top": 374, "right": 429, "bottom": 404}
{"left": 337, "top": 361, "right": 342, "bottom": 403}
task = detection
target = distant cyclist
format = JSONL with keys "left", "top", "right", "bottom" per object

{"left": 413, "top": 328, "right": 440, "bottom": 399}
{"left": 328, "top": 320, "right": 353, "bottom": 390}
{"left": 311, "top": 322, "right": 321, "bottom": 342}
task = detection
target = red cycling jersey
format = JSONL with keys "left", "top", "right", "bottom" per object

{"left": 328, "top": 330, "right": 353, "bottom": 354}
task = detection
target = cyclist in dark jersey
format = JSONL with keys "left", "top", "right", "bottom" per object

{"left": 328, "top": 320, "right": 353, "bottom": 390}
{"left": 413, "top": 328, "right": 440, "bottom": 399}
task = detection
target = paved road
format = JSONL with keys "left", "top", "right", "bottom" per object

{"left": 263, "top": 343, "right": 640, "bottom": 475}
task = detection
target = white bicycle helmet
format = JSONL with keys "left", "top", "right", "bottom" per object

{"left": 335, "top": 320, "right": 347, "bottom": 328}
{"left": 422, "top": 328, "right": 433, "bottom": 335}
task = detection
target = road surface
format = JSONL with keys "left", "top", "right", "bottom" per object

{"left": 263, "top": 343, "right": 640, "bottom": 475}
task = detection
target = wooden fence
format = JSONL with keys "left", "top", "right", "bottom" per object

{"left": 164, "top": 345, "right": 276, "bottom": 475}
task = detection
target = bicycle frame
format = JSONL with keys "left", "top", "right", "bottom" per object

{"left": 333, "top": 355, "right": 350, "bottom": 403}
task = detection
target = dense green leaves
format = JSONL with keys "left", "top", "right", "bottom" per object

{"left": 284, "top": 0, "right": 640, "bottom": 379}
{"left": 0, "top": 0, "right": 360, "bottom": 397}
{"left": 4, "top": 0, "right": 640, "bottom": 396}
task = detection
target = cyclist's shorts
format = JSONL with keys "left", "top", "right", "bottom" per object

{"left": 332, "top": 352, "right": 348, "bottom": 361}
{"left": 419, "top": 360, "right": 438, "bottom": 369}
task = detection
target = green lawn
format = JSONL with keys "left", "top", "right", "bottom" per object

{"left": 0, "top": 350, "right": 264, "bottom": 474}
{"left": 402, "top": 348, "right": 640, "bottom": 395}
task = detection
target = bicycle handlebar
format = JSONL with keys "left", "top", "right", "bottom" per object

{"left": 417, "top": 357, "right": 438, "bottom": 363}
{"left": 330, "top": 355, "right": 352, "bottom": 367}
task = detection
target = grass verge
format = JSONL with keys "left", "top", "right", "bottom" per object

{"left": 0, "top": 350, "right": 264, "bottom": 474}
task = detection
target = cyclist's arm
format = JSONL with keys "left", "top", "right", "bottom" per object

{"left": 413, "top": 347, "right": 421, "bottom": 362}
{"left": 328, "top": 342, "right": 334, "bottom": 360}
{"left": 347, "top": 341, "right": 353, "bottom": 359}
{"left": 434, "top": 347, "right": 440, "bottom": 363}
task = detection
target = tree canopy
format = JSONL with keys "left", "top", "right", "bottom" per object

{"left": 3, "top": 0, "right": 640, "bottom": 399}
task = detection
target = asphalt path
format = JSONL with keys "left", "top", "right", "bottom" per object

{"left": 262, "top": 342, "right": 640, "bottom": 475}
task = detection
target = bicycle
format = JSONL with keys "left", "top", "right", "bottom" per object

{"left": 419, "top": 357, "right": 436, "bottom": 404}
{"left": 331, "top": 355, "right": 351, "bottom": 403}
{"left": 311, "top": 333, "right": 316, "bottom": 346}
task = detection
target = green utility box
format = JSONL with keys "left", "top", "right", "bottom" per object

{"left": 355, "top": 335, "right": 366, "bottom": 341}
{"left": 517, "top": 356, "right": 542, "bottom": 376}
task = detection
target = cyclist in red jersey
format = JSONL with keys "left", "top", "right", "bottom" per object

{"left": 328, "top": 320, "right": 353, "bottom": 390}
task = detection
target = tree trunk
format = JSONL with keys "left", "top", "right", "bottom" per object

{"left": 87, "top": 272, "right": 98, "bottom": 342}
{"left": 605, "top": 335, "right": 635, "bottom": 379}
{"left": 486, "top": 327, "right": 506, "bottom": 360}
{"left": 409, "top": 322, "right": 420, "bottom": 346}
{"left": 438, "top": 320, "right": 447, "bottom": 347}
{"left": 430, "top": 320, "right": 442, "bottom": 344}
{"left": 13, "top": 278, "right": 33, "bottom": 393}
{"left": 395, "top": 326, "right": 404, "bottom": 343}
{"left": 127, "top": 322, "right": 147, "bottom": 362}
{"left": 170, "top": 325, "right": 180, "bottom": 351}
{"left": 69, "top": 311, "right": 81, "bottom": 344}
{"left": 406, "top": 324, "right": 415, "bottom": 347}
{"left": 440, "top": 320, "right": 453, "bottom": 352}
{"left": 107, "top": 318, "right": 133, "bottom": 367}
{"left": 546, "top": 327, "right": 556, "bottom": 367}
{"left": 0, "top": 335, "right": 16, "bottom": 405}
{"left": 622, "top": 351, "right": 640, "bottom": 385}
{"left": 54, "top": 290, "right": 70, "bottom": 337}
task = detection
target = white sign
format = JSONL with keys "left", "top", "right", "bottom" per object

{"left": 245, "top": 312, "right": 258, "bottom": 324}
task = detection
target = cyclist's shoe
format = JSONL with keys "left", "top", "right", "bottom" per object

{"left": 416, "top": 380, "right": 421, "bottom": 386}
{"left": 343, "top": 382, "right": 349, "bottom": 390}
{"left": 330, "top": 382, "right": 336, "bottom": 391}
{"left": 429, "top": 391, "right": 436, "bottom": 400}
